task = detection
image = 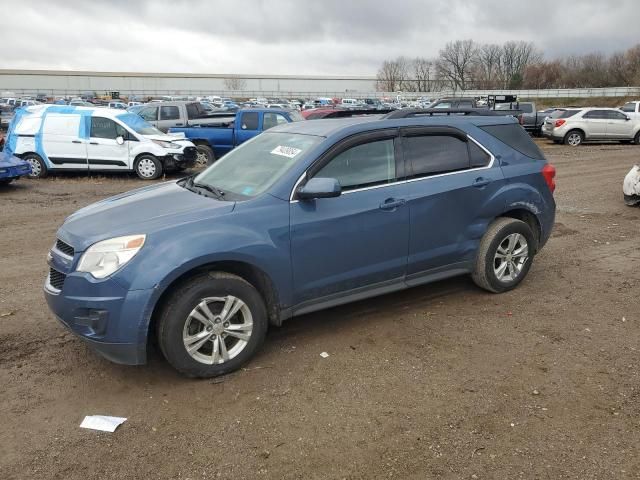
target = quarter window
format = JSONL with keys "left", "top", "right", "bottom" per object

{"left": 403, "top": 135, "right": 470, "bottom": 178}
{"left": 315, "top": 139, "right": 396, "bottom": 191}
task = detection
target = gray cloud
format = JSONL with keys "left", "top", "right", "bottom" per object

{"left": 0, "top": 0, "right": 638, "bottom": 74}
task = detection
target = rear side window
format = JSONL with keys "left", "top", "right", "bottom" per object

{"left": 186, "top": 103, "right": 207, "bottom": 119}
{"left": 550, "top": 110, "right": 580, "bottom": 119}
{"left": 583, "top": 110, "right": 608, "bottom": 119}
{"left": 240, "top": 112, "right": 259, "bottom": 130}
{"left": 160, "top": 106, "right": 180, "bottom": 120}
{"left": 519, "top": 103, "right": 533, "bottom": 113}
{"left": 479, "top": 124, "right": 544, "bottom": 159}
{"left": 404, "top": 135, "right": 469, "bottom": 177}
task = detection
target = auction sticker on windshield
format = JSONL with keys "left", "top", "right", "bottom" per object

{"left": 270, "top": 145, "right": 302, "bottom": 158}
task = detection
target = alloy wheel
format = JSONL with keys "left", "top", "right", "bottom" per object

{"left": 182, "top": 296, "right": 253, "bottom": 365}
{"left": 493, "top": 233, "right": 529, "bottom": 282}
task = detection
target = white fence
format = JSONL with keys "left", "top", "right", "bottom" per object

{"left": 2, "top": 86, "right": 640, "bottom": 100}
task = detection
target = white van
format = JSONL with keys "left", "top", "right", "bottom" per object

{"left": 5, "top": 105, "right": 197, "bottom": 180}
{"left": 341, "top": 98, "right": 359, "bottom": 107}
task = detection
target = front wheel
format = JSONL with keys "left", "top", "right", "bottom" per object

{"left": 633, "top": 131, "right": 640, "bottom": 145}
{"left": 134, "top": 155, "right": 163, "bottom": 180}
{"left": 472, "top": 218, "right": 537, "bottom": 293}
{"left": 157, "top": 272, "right": 268, "bottom": 378}
{"left": 194, "top": 144, "right": 215, "bottom": 168}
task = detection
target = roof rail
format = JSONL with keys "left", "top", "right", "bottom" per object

{"left": 382, "top": 108, "right": 502, "bottom": 119}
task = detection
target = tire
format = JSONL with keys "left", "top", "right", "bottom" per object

{"left": 633, "top": 131, "right": 640, "bottom": 145}
{"left": 0, "top": 178, "right": 12, "bottom": 185}
{"left": 564, "top": 130, "right": 583, "bottom": 147}
{"left": 472, "top": 218, "right": 537, "bottom": 294}
{"left": 134, "top": 154, "right": 163, "bottom": 180}
{"left": 157, "top": 272, "right": 268, "bottom": 378}
{"left": 194, "top": 144, "right": 215, "bottom": 168}
{"left": 23, "top": 153, "right": 48, "bottom": 178}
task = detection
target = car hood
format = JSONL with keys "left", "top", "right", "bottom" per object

{"left": 60, "top": 181, "right": 235, "bottom": 251}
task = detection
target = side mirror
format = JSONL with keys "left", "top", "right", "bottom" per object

{"left": 626, "top": 116, "right": 631, "bottom": 121}
{"left": 115, "top": 136, "right": 125, "bottom": 145}
{"left": 297, "top": 177, "right": 341, "bottom": 200}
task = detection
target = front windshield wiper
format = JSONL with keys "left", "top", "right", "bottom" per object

{"left": 180, "top": 174, "right": 225, "bottom": 199}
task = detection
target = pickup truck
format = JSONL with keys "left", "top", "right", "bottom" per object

{"left": 621, "top": 101, "right": 640, "bottom": 119}
{"left": 136, "top": 100, "right": 232, "bottom": 133}
{"left": 168, "top": 108, "right": 304, "bottom": 166}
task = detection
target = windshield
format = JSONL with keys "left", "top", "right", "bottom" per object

{"left": 116, "top": 113, "right": 163, "bottom": 135}
{"left": 193, "top": 132, "right": 322, "bottom": 199}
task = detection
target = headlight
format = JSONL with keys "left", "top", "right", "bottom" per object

{"left": 77, "top": 235, "right": 146, "bottom": 279}
{"left": 152, "top": 139, "right": 182, "bottom": 149}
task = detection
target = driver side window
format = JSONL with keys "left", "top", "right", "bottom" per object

{"left": 314, "top": 138, "right": 396, "bottom": 191}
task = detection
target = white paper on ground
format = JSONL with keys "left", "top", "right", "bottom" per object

{"left": 80, "top": 415, "right": 127, "bottom": 432}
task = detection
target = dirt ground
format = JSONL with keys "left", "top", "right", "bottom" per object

{"left": 1, "top": 140, "right": 639, "bottom": 480}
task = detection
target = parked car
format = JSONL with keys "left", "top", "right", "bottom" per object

{"left": 168, "top": 108, "right": 304, "bottom": 166}
{"left": 623, "top": 165, "right": 640, "bottom": 206}
{"left": 108, "top": 101, "right": 127, "bottom": 110}
{"left": 69, "top": 100, "right": 94, "bottom": 107}
{"left": 4, "top": 105, "right": 197, "bottom": 180}
{"left": 44, "top": 112, "right": 556, "bottom": 377}
{"left": 541, "top": 107, "right": 640, "bottom": 146}
{"left": 0, "top": 150, "right": 31, "bottom": 184}
{"left": 128, "top": 101, "right": 142, "bottom": 107}
{"left": 429, "top": 97, "right": 478, "bottom": 109}
{"left": 135, "top": 100, "right": 237, "bottom": 133}
{"left": 620, "top": 101, "right": 640, "bottom": 119}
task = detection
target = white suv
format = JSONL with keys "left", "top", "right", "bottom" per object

{"left": 542, "top": 107, "right": 640, "bottom": 146}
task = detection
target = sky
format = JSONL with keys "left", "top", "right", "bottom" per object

{"left": 1, "top": 0, "right": 638, "bottom": 76}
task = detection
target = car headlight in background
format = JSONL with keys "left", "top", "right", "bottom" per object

{"left": 77, "top": 235, "right": 146, "bottom": 279}
{"left": 152, "top": 139, "right": 182, "bottom": 149}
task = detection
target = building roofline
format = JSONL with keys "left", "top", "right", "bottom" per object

{"left": 0, "top": 69, "right": 377, "bottom": 81}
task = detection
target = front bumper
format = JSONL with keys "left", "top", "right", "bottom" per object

{"left": 162, "top": 146, "right": 197, "bottom": 170}
{"left": 44, "top": 266, "right": 155, "bottom": 365}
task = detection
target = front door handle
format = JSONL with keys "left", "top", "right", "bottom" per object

{"left": 472, "top": 177, "right": 492, "bottom": 188}
{"left": 379, "top": 198, "right": 406, "bottom": 211}
{"left": 89, "top": 142, "right": 99, "bottom": 145}
{"left": 71, "top": 140, "right": 82, "bottom": 144}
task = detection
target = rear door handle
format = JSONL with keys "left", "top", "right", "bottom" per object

{"left": 175, "top": 123, "right": 183, "bottom": 126}
{"left": 379, "top": 198, "right": 406, "bottom": 211}
{"left": 472, "top": 177, "right": 492, "bottom": 188}
{"left": 89, "top": 142, "right": 98, "bottom": 145}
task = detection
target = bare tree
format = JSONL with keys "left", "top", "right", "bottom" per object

{"left": 436, "top": 39, "right": 478, "bottom": 90}
{"left": 474, "top": 43, "right": 502, "bottom": 88}
{"left": 223, "top": 77, "right": 247, "bottom": 91}
{"left": 376, "top": 57, "right": 409, "bottom": 92}
{"left": 412, "top": 57, "right": 434, "bottom": 92}
{"left": 498, "top": 41, "right": 542, "bottom": 88}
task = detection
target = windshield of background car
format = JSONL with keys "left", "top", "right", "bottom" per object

{"left": 194, "top": 132, "right": 322, "bottom": 199}
{"left": 116, "top": 113, "right": 163, "bottom": 135}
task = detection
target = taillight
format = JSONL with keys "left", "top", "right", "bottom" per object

{"left": 542, "top": 164, "right": 556, "bottom": 193}
{"left": 554, "top": 119, "right": 566, "bottom": 128}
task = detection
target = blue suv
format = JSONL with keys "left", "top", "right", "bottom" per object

{"left": 44, "top": 111, "right": 556, "bottom": 377}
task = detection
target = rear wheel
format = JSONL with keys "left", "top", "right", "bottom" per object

{"left": 0, "top": 178, "right": 12, "bottom": 185}
{"left": 194, "top": 144, "right": 215, "bottom": 168}
{"left": 564, "top": 130, "right": 583, "bottom": 147}
{"left": 472, "top": 218, "right": 536, "bottom": 293}
{"left": 157, "top": 272, "right": 268, "bottom": 378}
{"left": 24, "top": 153, "right": 48, "bottom": 178}
{"left": 134, "top": 154, "right": 162, "bottom": 180}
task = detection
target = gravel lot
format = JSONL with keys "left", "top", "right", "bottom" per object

{"left": 1, "top": 140, "right": 639, "bottom": 479}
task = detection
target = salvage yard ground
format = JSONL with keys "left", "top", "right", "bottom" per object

{"left": 1, "top": 140, "right": 639, "bottom": 479}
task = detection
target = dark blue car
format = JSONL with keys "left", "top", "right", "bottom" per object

{"left": 44, "top": 112, "right": 556, "bottom": 377}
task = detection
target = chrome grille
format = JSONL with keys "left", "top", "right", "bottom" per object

{"left": 55, "top": 239, "right": 74, "bottom": 257}
{"left": 49, "top": 268, "right": 66, "bottom": 290}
